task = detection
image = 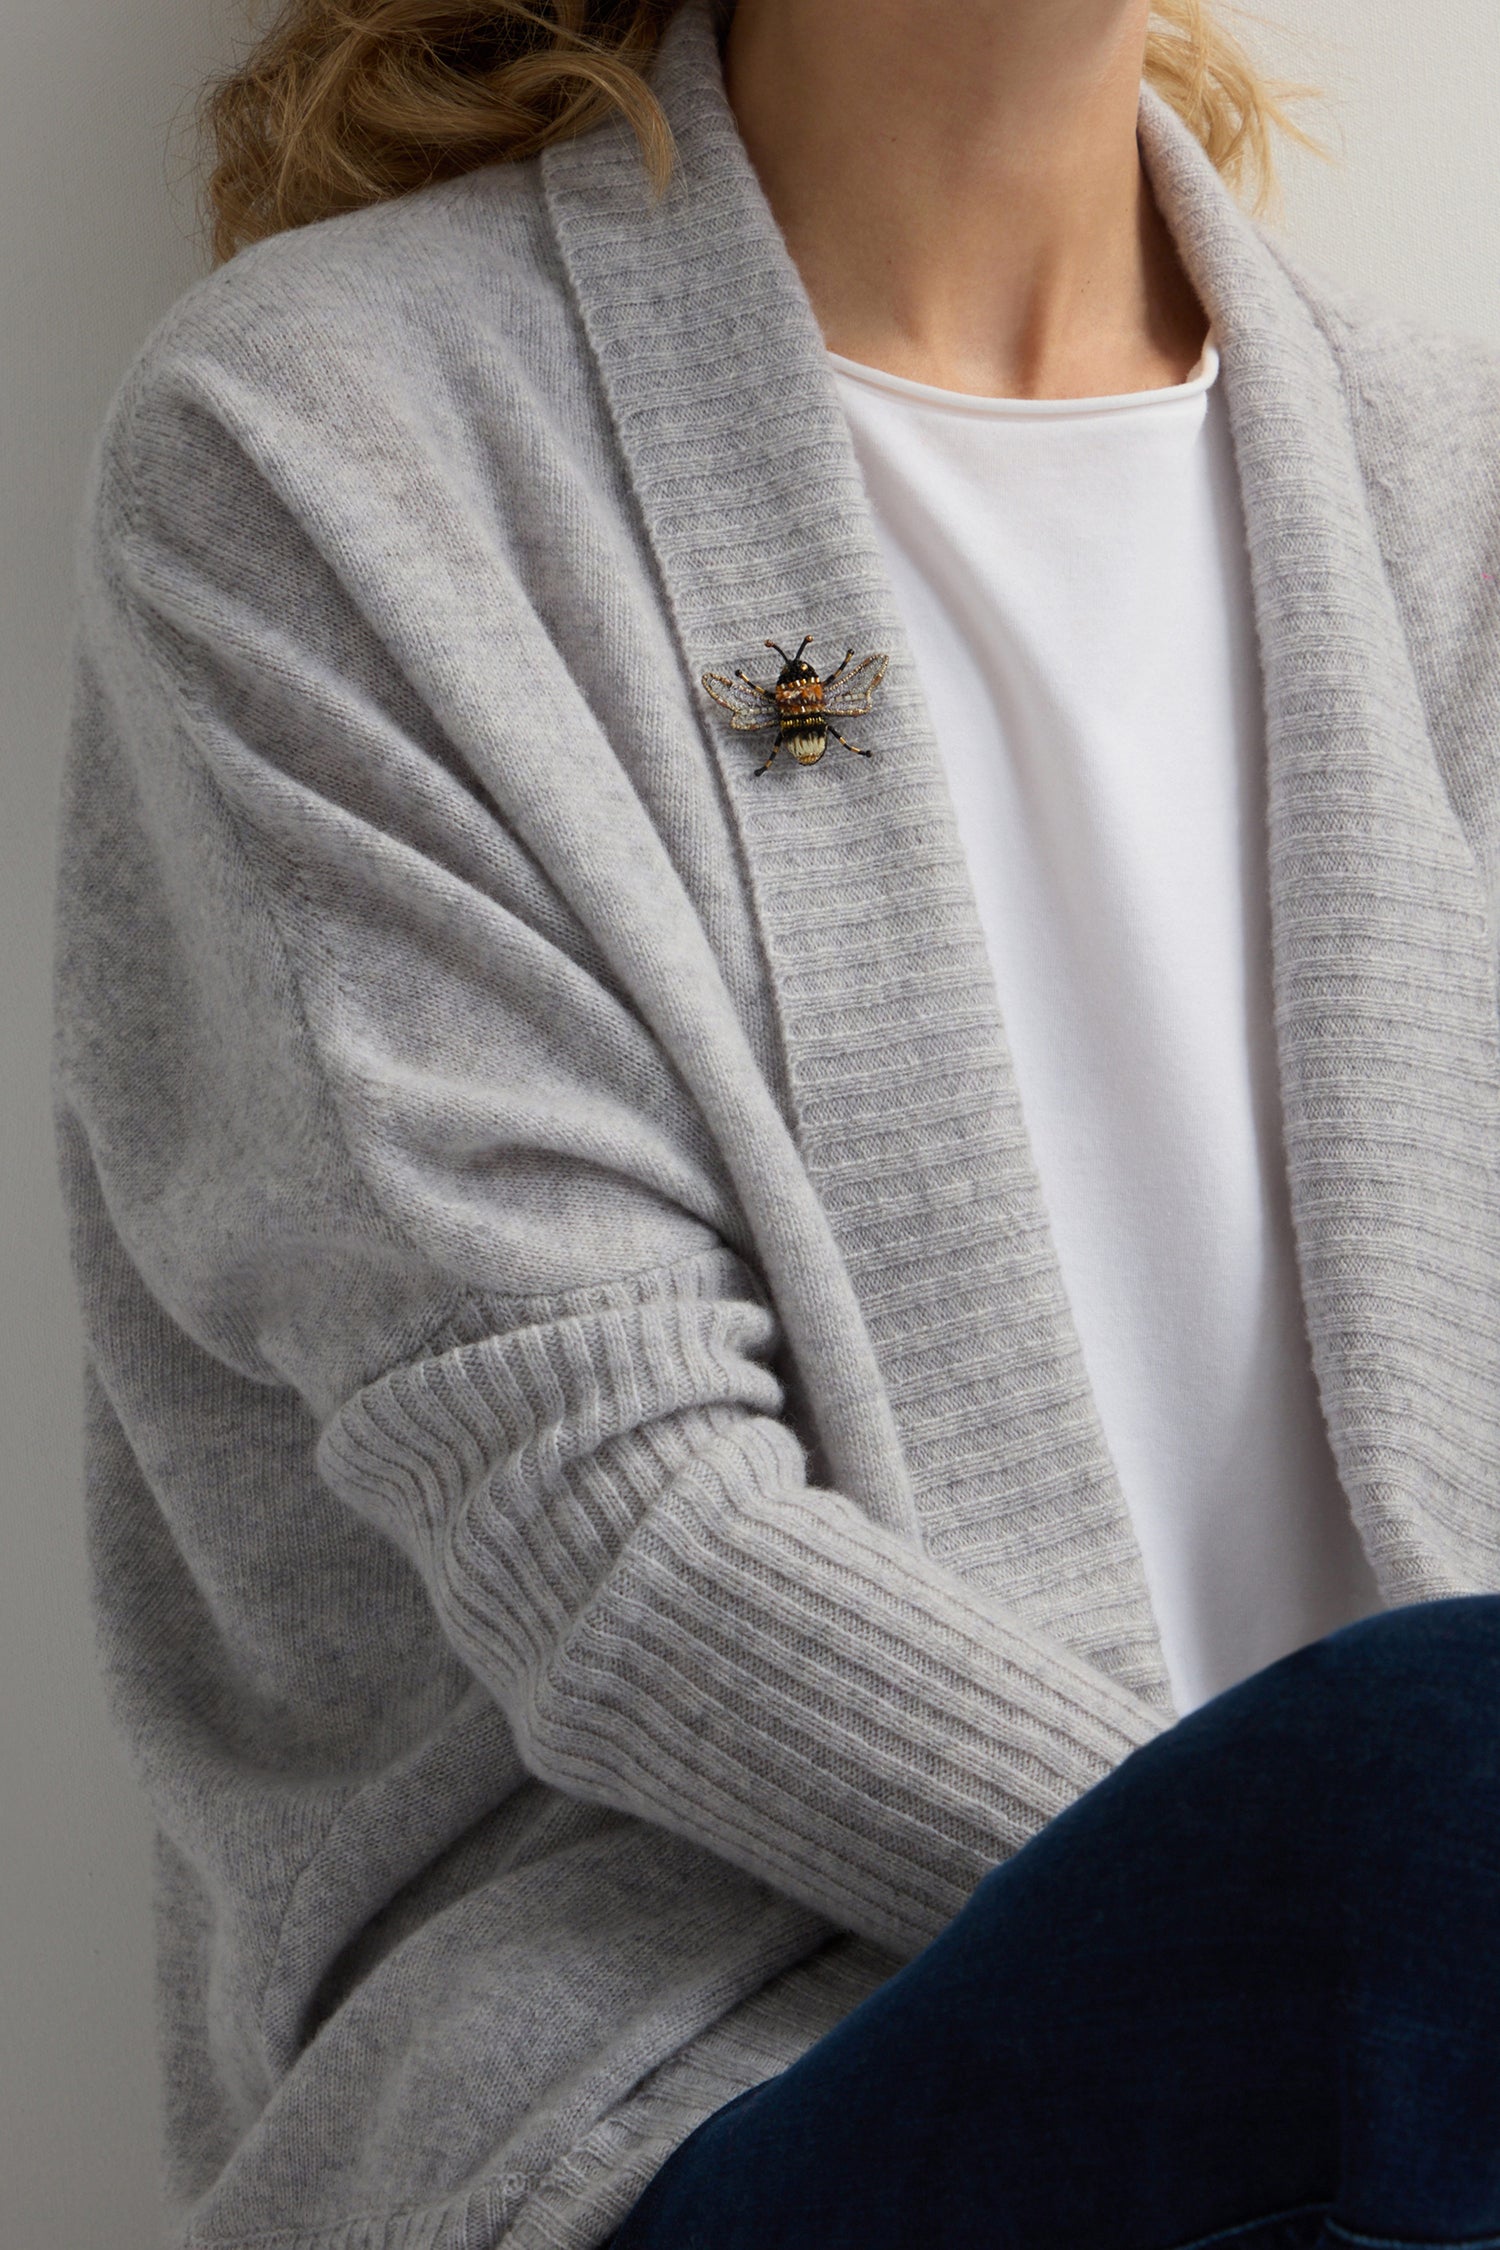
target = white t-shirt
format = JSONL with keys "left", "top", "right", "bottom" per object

{"left": 829, "top": 338, "right": 1384, "bottom": 1713}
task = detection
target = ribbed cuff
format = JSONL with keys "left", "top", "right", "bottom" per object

{"left": 319, "top": 1295, "right": 1167, "bottom": 1959}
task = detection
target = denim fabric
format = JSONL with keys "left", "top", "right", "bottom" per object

{"left": 608, "top": 1598, "right": 1500, "bottom": 2250}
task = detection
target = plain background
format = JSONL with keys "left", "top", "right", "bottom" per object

{"left": 5, "top": 3, "right": 1499, "bottom": 2243}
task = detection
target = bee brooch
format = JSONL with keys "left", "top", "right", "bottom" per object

{"left": 701, "top": 635, "right": 889, "bottom": 776}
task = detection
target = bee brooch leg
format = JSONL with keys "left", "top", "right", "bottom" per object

{"left": 825, "top": 724, "right": 873, "bottom": 760}
{"left": 752, "top": 740, "right": 783, "bottom": 777}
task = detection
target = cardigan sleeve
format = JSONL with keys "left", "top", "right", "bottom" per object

{"left": 54, "top": 338, "right": 1166, "bottom": 1972}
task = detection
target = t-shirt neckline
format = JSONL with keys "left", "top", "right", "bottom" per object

{"left": 825, "top": 333, "right": 1220, "bottom": 419}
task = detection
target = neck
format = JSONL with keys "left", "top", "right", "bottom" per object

{"left": 721, "top": 0, "right": 1208, "bottom": 399}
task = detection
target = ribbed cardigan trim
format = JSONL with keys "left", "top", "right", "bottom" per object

{"left": 541, "top": 3, "right": 1177, "bottom": 1704}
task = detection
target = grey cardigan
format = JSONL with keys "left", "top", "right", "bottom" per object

{"left": 51, "top": 0, "right": 1500, "bottom": 2241}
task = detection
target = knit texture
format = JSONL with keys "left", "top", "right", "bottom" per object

{"left": 51, "top": 0, "right": 1500, "bottom": 2242}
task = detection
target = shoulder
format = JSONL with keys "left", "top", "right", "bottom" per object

{"left": 1258, "top": 237, "right": 1500, "bottom": 853}
{"left": 1258, "top": 233, "right": 1500, "bottom": 547}
{"left": 1259, "top": 229, "right": 1500, "bottom": 417}
{"left": 114, "top": 152, "right": 569, "bottom": 406}
{"left": 87, "top": 155, "right": 581, "bottom": 501}
{"left": 78, "top": 152, "right": 612, "bottom": 604}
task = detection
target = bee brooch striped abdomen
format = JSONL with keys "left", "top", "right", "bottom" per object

{"left": 701, "top": 635, "right": 889, "bottom": 776}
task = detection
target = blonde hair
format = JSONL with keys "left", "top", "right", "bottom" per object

{"left": 196, "top": 0, "right": 1317, "bottom": 268}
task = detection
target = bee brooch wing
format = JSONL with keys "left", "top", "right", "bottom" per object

{"left": 700, "top": 669, "right": 779, "bottom": 731}
{"left": 822, "top": 650, "right": 889, "bottom": 716}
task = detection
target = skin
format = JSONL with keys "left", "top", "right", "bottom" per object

{"left": 721, "top": 0, "right": 1210, "bottom": 399}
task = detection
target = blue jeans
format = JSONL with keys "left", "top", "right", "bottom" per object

{"left": 607, "top": 1596, "right": 1500, "bottom": 2249}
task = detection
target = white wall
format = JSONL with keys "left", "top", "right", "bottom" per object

{"left": 4, "top": 4, "right": 1498, "bottom": 2245}
{"left": 1263, "top": 3, "right": 1500, "bottom": 343}
{"left": 3, "top": 9, "right": 244, "bottom": 2244}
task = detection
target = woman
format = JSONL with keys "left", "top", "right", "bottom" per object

{"left": 51, "top": 0, "right": 1500, "bottom": 2244}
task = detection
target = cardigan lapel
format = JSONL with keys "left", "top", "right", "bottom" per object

{"left": 542, "top": 0, "right": 1500, "bottom": 1697}
{"left": 1141, "top": 95, "right": 1500, "bottom": 1606}
{"left": 543, "top": 0, "right": 1171, "bottom": 1706}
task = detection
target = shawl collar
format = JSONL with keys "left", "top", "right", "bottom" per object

{"left": 541, "top": 0, "right": 1500, "bottom": 1695}
{"left": 1140, "top": 104, "right": 1500, "bottom": 1605}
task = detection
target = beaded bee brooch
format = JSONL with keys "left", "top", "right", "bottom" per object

{"left": 701, "top": 635, "right": 889, "bottom": 776}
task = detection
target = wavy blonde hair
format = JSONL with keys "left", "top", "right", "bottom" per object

{"left": 197, "top": 0, "right": 1317, "bottom": 268}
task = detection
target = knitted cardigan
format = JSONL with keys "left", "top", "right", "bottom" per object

{"left": 51, "top": 0, "right": 1500, "bottom": 2241}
